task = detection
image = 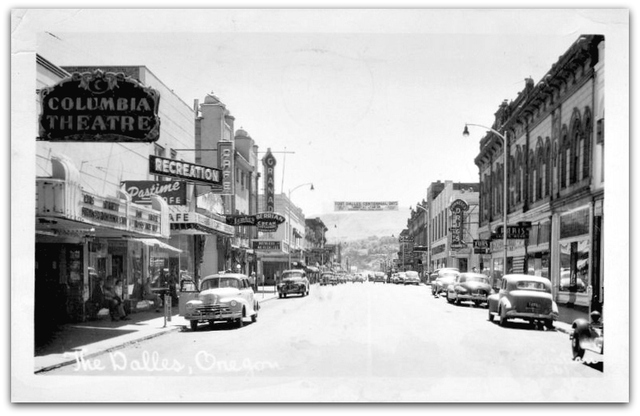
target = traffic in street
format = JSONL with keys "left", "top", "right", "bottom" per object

{"left": 44, "top": 279, "right": 603, "bottom": 401}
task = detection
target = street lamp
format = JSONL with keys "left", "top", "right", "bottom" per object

{"left": 463, "top": 123, "right": 508, "bottom": 280}
{"left": 287, "top": 183, "right": 314, "bottom": 268}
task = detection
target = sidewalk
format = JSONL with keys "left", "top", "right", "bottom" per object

{"left": 34, "top": 287, "right": 279, "bottom": 373}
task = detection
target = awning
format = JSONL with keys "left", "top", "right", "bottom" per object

{"left": 133, "top": 238, "right": 183, "bottom": 253}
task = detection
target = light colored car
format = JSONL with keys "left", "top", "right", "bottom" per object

{"left": 396, "top": 272, "right": 406, "bottom": 284}
{"left": 403, "top": 271, "right": 420, "bottom": 285}
{"left": 431, "top": 268, "right": 460, "bottom": 296}
{"left": 487, "top": 274, "right": 558, "bottom": 329}
{"left": 278, "top": 269, "right": 310, "bottom": 297}
{"left": 446, "top": 272, "right": 492, "bottom": 306}
{"left": 184, "top": 273, "right": 259, "bottom": 331}
{"left": 320, "top": 272, "right": 333, "bottom": 286}
{"left": 353, "top": 274, "right": 365, "bottom": 283}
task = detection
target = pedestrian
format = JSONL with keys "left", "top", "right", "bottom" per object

{"left": 249, "top": 272, "right": 257, "bottom": 292}
{"left": 142, "top": 278, "right": 162, "bottom": 312}
{"left": 104, "top": 277, "right": 128, "bottom": 321}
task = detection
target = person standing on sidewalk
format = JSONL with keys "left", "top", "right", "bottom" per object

{"left": 249, "top": 272, "right": 257, "bottom": 292}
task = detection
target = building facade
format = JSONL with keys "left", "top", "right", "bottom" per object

{"left": 473, "top": 34, "right": 605, "bottom": 317}
{"left": 35, "top": 57, "right": 204, "bottom": 342}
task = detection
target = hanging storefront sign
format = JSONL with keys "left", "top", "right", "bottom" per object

{"left": 256, "top": 212, "right": 285, "bottom": 232}
{"left": 493, "top": 225, "right": 530, "bottom": 239}
{"left": 262, "top": 148, "right": 277, "bottom": 212}
{"left": 121, "top": 180, "right": 187, "bottom": 205}
{"left": 449, "top": 199, "right": 469, "bottom": 248}
{"left": 149, "top": 155, "right": 222, "bottom": 187}
{"left": 38, "top": 70, "right": 161, "bottom": 142}
{"left": 252, "top": 240, "right": 282, "bottom": 251}
{"left": 334, "top": 201, "right": 399, "bottom": 211}
{"left": 169, "top": 209, "right": 234, "bottom": 236}
{"left": 473, "top": 239, "right": 491, "bottom": 254}
{"left": 218, "top": 141, "right": 235, "bottom": 195}
{"left": 225, "top": 215, "right": 257, "bottom": 226}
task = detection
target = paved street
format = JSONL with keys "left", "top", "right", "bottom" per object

{"left": 42, "top": 282, "right": 603, "bottom": 401}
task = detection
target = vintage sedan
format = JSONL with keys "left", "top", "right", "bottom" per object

{"left": 487, "top": 274, "right": 558, "bottom": 329}
{"left": 431, "top": 268, "right": 460, "bottom": 296}
{"left": 278, "top": 269, "right": 310, "bottom": 297}
{"left": 183, "top": 273, "right": 259, "bottom": 331}
{"left": 403, "top": 271, "right": 421, "bottom": 285}
{"left": 373, "top": 272, "right": 386, "bottom": 284}
{"left": 320, "top": 272, "right": 333, "bottom": 286}
{"left": 353, "top": 274, "right": 365, "bottom": 283}
{"left": 445, "top": 272, "right": 492, "bottom": 306}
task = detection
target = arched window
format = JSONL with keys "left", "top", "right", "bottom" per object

{"left": 570, "top": 109, "right": 582, "bottom": 185}
{"left": 560, "top": 126, "right": 569, "bottom": 189}
{"left": 545, "top": 138, "right": 552, "bottom": 197}
{"left": 536, "top": 143, "right": 544, "bottom": 200}
{"left": 529, "top": 150, "right": 535, "bottom": 202}
{"left": 583, "top": 107, "right": 592, "bottom": 180}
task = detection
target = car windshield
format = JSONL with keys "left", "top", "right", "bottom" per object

{"left": 283, "top": 277, "right": 303, "bottom": 282}
{"left": 515, "top": 281, "right": 547, "bottom": 291}
{"left": 282, "top": 271, "right": 305, "bottom": 279}
{"left": 406, "top": 272, "right": 418, "bottom": 278}
{"left": 201, "top": 277, "right": 240, "bottom": 290}
{"left": 466, "top": 276, "right": 489, "bottom": 284}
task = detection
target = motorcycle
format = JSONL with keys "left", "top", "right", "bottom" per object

{"left": 570, "top": 310, "right": 604, "bottom": 361}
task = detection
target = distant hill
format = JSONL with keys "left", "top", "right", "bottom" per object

{"left": 315, "top": 208, "right": 411, "bottom": 242}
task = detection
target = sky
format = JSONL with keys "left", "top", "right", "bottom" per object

{"left": 13, "top": 8, "right": 629, "bottom": 219}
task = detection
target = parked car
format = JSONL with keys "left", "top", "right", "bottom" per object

{"left": 374, "top": 272, "right": 386, "bottom": 284}
{"left": 487, "top": 274, "right": 558, "bottom": 329}
{"left": 183, "top": 273, "right": 259, "bottom": 331}
{"left": 354, "top": 274, "right": 365, "bottom": 283}
{"left": 570, "top": 311, "right": 604, "bottom": 361}
{"left": 403, "top": 271, "right": 420, "bottom": 285}
{"left": 445, "top": 272, "right": 492, "bottom": 306}
{"left": 396, "top": 272, "right": 406, "bottom": 285}
{"left": 278, "top": 269, "right": 310, "bottom": 298}
{"left": 431, "top": 268, "right": 460, "bottom": 296}
{"left": 320, "top": 272, "right": 333, "bottom": 286}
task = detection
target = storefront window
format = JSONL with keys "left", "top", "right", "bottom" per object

{"left": 526, "top": 252, "right": 550, "bottom": 278}
{"left": 492, "top": 258, "right": 503, "bottom": 290}
{"left": 559, "top": 240, "right": 589, "bottom": 292}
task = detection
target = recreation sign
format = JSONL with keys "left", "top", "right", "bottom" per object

{"left": 334, "top": 201, "right": 399, "bottom": 211}
{"left": 38, "top": 70, "right": 160, "bottom": 142}
{"left": 149, "top": 155, "right": 222, "bottom": 187}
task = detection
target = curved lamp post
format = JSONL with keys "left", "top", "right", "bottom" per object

{"left": 287, "top": 183, "right": 314, "bottom": 268}
{"left": 463, "top": 123, "right": 508, "bottom": 280}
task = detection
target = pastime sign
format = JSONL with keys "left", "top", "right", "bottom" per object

{"left": 121, "top": 180, "right": 187, "bottom": 205}
{"left": 38, "top": 70, "right": 160, "bottom": 142}
{"left": 149, "top": 155, "right": 222, "bottom": 187}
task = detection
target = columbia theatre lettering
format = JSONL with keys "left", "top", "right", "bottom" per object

{"left": 38, "top": 70, "right": 160, "bottom": 142}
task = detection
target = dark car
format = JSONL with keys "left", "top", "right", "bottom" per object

{"left": 277, "top": 270, "right": 310, "bottom": 298}
{"left": 487, "top": 274, "right": 558, "bottom": 329}
{"left": 374, "top": 272, "right": 386, "bottom": 284}
{"left": 445, "top": 272, "right": 492, "bottom": 307}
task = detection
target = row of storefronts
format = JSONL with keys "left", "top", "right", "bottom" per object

{"left": 403, "top": 35, "right": 605, "bottom": 319}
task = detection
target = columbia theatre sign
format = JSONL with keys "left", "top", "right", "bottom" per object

{"left": 38, "top": 69, "right": 161, "bottom": 142}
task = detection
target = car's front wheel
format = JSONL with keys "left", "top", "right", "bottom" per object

{"left": 499, "top": 308, "right": 508, "bottom": 327}
{"left": 544, "top": 319, "right": 554, "bottom": 330}
{"left": 190, "top": 320, "right": 198, "bottom": 331}
{"left": 488, "top": 309, "right": 494, "bottom": 322}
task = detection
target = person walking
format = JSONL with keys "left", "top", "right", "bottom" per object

{"left": 249, "top": 272, "right": 257, "bottom": 292}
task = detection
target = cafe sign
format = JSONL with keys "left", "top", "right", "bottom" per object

{"left": 38, "top": 70, "right": 160, "bottom": 142}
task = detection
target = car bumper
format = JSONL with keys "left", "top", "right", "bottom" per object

{"left": 185, "top": 308, "right": 241, "bottom": 321}
{"left": 505, "top": 310, "right": 558, "bottom": 321}
{"left": 457, "top": 294, "right": 488, "bottom": 302}
{"left": 280, "top": 287, "right": 306, "bottom": 294}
